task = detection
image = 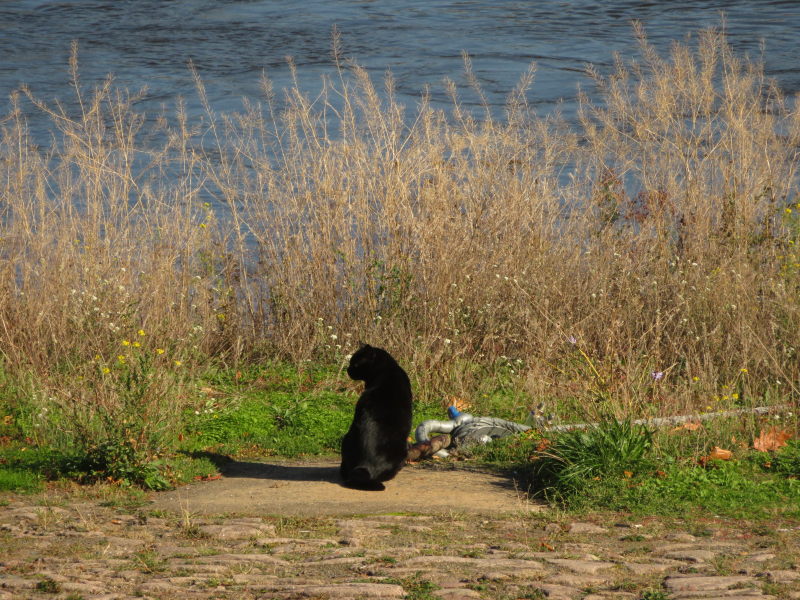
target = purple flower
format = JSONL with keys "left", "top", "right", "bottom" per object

{"left": 651, "top": 371, "right": 664, "bottom": 381}
{"left": 567, "top": 335, "right": 577, "bottom": 345}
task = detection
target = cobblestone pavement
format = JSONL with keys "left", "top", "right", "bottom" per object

{"left": 2, "top": 489, "right": 799, "bottom": 600}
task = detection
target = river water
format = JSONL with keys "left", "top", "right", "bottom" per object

{"left": 1, "top": 1, "right": 799, "bottom": 144}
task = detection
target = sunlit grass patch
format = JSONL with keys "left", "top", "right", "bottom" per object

{"left": 0, "top": 467, "right": 42, "bottom": 493}
{"left": 471, "top": 414, "right": 800, "bottom": 519}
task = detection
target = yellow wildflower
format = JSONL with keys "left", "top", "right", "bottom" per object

{"left": 121, "top": 340, "right": 130, "bottom": 346}
{"left": 133, "top": 341, "right": 141, "bottom": 348}
{"left": 138, "top": 329, "right": 146, "bottom": 336}
{"left": 156, "top": 348, "right": 165, "bottom": 355}
{"left": 102, "top": 367, "right": 110, "bottom": 374}
{"left": 174, "top": 360, "right": 182, "bottom": 367}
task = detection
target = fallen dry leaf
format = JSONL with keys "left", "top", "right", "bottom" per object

{"left": 193, "top": 474, "right": 222, "bottom": 481}
{"left": 709, "top": 446, "right": 733, "bottom": 460}
{"left": 200, "top": 386, "right": 225, "bottom": 398}
{"left": 448, "top": 396, "right": 472, "bottom": 412}
{"left": 671, "top": 421, "right": 703, "bottom": 433}
{"left": 699, "top": 446, "right": 733, "bottom": 466}
{"left": 753, "top": 427, "right": 792, "bottom": 452}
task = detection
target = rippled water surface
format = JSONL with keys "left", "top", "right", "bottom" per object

{"left": 2, "top": 1, "right": 799, "bottom": 138}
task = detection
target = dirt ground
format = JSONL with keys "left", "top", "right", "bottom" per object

{"left": 2, "top": 458, "right": 799, "bottom": 600}
{"left": 152, "top": 457, "right": 541, "bottom": 516}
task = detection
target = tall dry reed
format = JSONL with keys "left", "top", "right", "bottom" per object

{"left": 0, "top": 29, "right": 798, "bottom": 452}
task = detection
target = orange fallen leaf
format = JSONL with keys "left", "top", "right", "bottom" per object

{"left": 699, "top": 446, "right": 733, "bottom": 466}
{"left": 536, "top": 438, "right": 552, "bottom": 452}
{"left": 448, "top": 396, "right": 472, "bottom": 412}
{"left": 623, "top": 470, "right": 634, "bottom": 478}
{"left": 194, "top": 474, "right": 222, "bottom": 481}
{"left": 671, "top": 421, "right": 703, "bottom": 433}
{"left": 655, "top": 470, "right": 667, "bottom": 478}
{"left": 709, "top": 446, "right": 733, "bottom": 460}
{"left": 200, "top": 386, "right": 225, "bottom": 398}
{"left": 540, "top": 541, "right": 555, "bottom": 551}
{"left": 753, "top": 427, "right": 792, "bottom": 452}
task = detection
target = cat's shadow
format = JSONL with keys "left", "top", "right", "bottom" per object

{"left": 184, "top": 451, "right": 384, "bottom": 489}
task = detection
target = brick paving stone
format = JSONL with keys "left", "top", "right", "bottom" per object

{"left": 545, "top": 558, "right": 617, "bottom": 574}
{"left": 400, "top": 555, "right": 546, "bottom": 574}
{"left": 434, "top": 589, "right": 483, "bottom": 600}
{"left": 763, "top": 570, "right": 800, "bottom": 583}
{"left": 624, "top": 561, "right": 683, "bottom": 575}
{"left": 748, "top": 553, "right": 776, "bottom": 562}
{"left": 529, "top": 582, "right": 584, "bottom": 599}
{"left": 663, "top": 549, "right": 718, "bottom": 563}
{"left": 546, "top": 573, "right": 612, "bottom": 587}
{"left": 666, "top": 533, "right": 699, "bottom": 543}
{"left": 197, "top": 523, "right": 275, "bottom": 540}
{"left": 664, "top": 575, "right": 757, "bottom": 593}
{"left": 569, "top": 522, "right": 610, "bottom": 534}
{"left": 259, "top": 582, "right": 406, "bottom": 598}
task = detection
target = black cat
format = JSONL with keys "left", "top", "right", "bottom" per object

{"left": 340, "top": 344, "right": 413, "bottom": 490}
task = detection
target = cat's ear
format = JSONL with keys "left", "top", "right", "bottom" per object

{"left": 357, "top": 342, "right": 373, "bottom": 354}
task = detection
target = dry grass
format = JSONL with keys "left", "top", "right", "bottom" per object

{"left": 0, "top": 28, "right": 798, "bottom": 453}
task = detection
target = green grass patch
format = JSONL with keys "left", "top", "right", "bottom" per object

{"left": 184, "top": 390, "right": 355, "bottom": 456}
{"left": 384, "top": 575, "right": 439, "bottom": 600}
{"left": 469, "top": 417, "right": 800, "bottom": 520}
{"left": 0, "top": 466, "right": 42, "bottom": 492}
{"left": 181, "top": 360, "right": 443, "bottom": 457}
{"left": 0, "top": 439, "right": 218, "bottom": 492}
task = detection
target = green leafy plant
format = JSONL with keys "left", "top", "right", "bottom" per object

{"left": 770, "top": 439, "right": 800, "bottom": 477}
{"left": 0, "top": 467, "right": 42, "bottom": 493}
{"left": 35, "top": 577, "right": 61, "bottom": 594}
{"left": 62, "top": 439, "right": 171, "bottom": 490}
{"left": 530, "top": 418, "right": 654, "bottom": 496}
{"left": 640, "top": 589, "right": 668, "bottom": 600}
